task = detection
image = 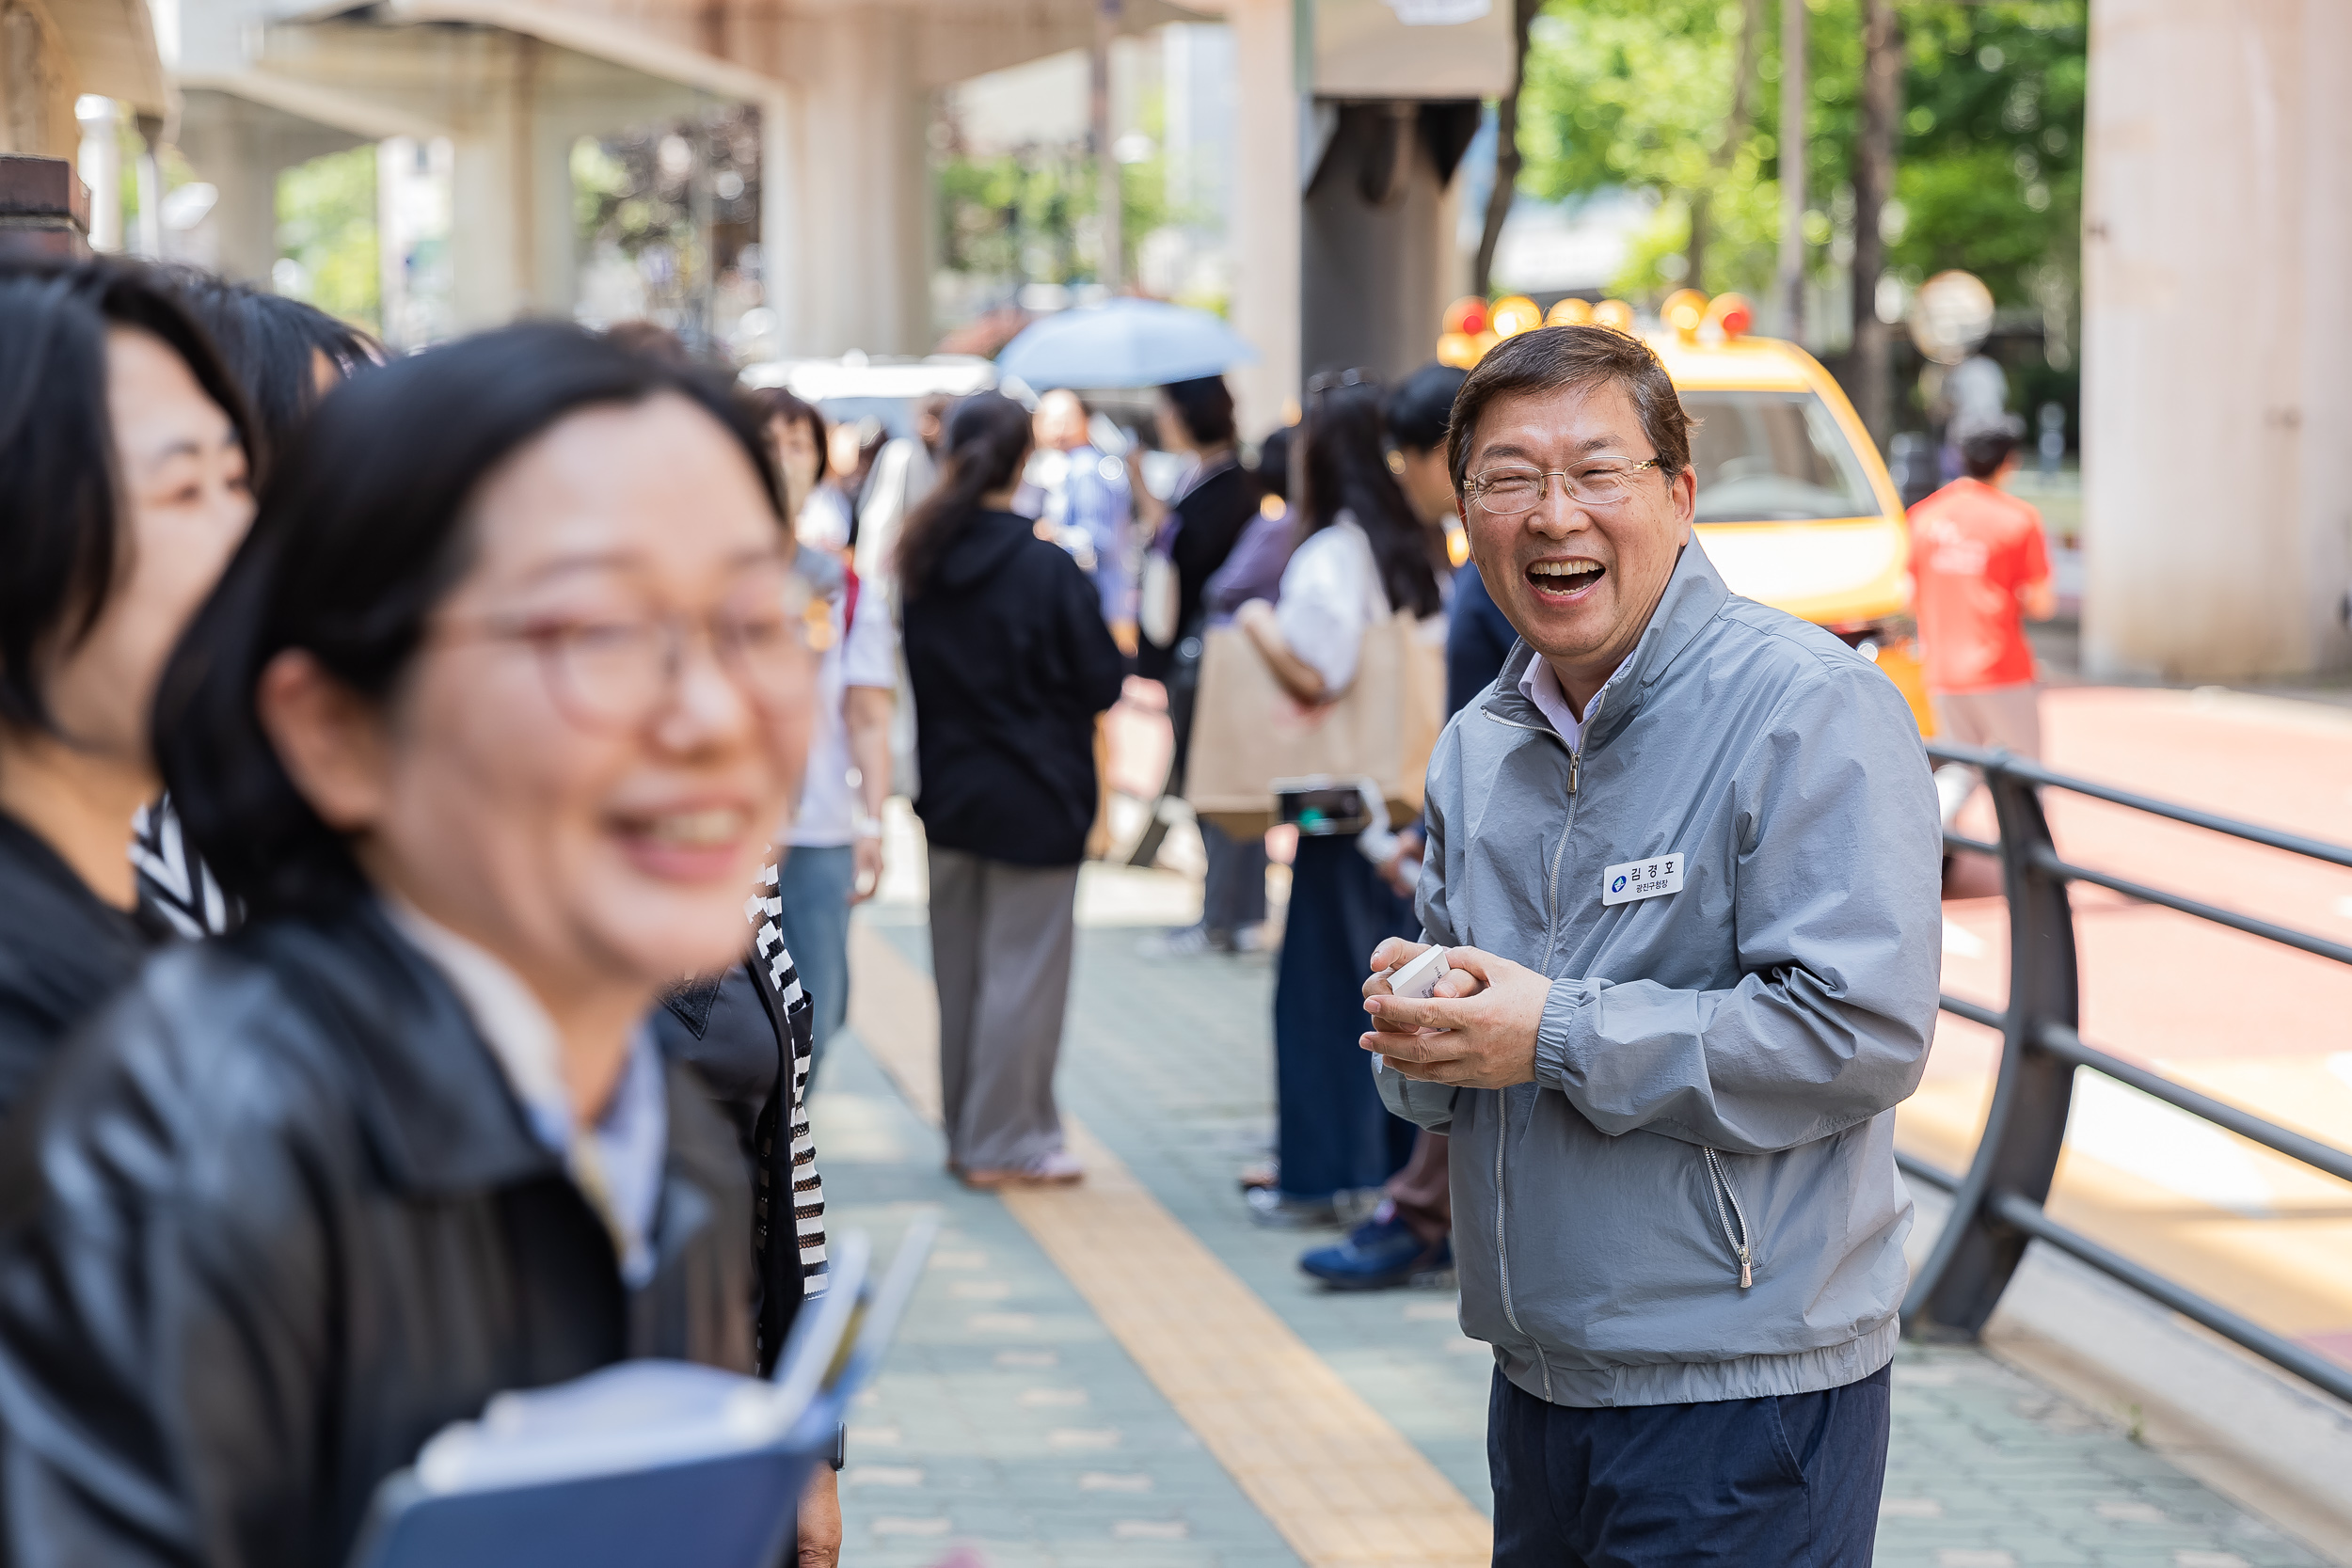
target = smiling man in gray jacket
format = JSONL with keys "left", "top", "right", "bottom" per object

{"left": 1367, "top": 325, "right": 1942, "bottom": 1565}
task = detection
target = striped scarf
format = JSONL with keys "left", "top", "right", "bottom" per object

{"left": 747, "top": 858, "right": 830, "bottom": 1298}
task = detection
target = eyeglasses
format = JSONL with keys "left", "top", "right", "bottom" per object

{"left": 445, "top": 566, "right": 819, "bottom": 731}
{"left": 1466, "top": 459, "right": 1663, "bottom": 516}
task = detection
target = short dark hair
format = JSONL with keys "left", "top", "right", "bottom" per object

{"left": 1960, "top": 426, "right": 2022, "bottom": 481}
{"left": 0, "top": 260, "right": 254, "bottom": 736}
{"left": 604, "top": 320, "right": 696, "bottom": 368}
{"left": 155, "top": 323, "right": 782, "bottom": 918}
{"left": 1446, "top": 325, "right": 1693, "bottom": 493}
{"left": 1158, "top": 375, "right": 1236, "bottom": 448}
{"left": 1383, "top": 362, "right": 1467, "bottom": 454}
{"left": 746, "top": 385, "right": 829, "bottom": 483}
{"left": 163, "top": 268, "right": 377, "bottom": 480}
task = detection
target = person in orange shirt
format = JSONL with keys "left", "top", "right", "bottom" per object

{"left": 1908, "top": 422, "right": 2058, "bottom": 824}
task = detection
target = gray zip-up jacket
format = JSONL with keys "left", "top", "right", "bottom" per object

{"left": 1380, "top": 536, "right": 1942, "bottom": 1408}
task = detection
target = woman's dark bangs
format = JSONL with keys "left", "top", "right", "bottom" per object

{"left": 156, "top": 323, "right": 781, "bottom": 918}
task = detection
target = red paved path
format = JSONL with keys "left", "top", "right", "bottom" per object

{"left": 1924, "top": 684, "right": 2352, "bottom": 1370}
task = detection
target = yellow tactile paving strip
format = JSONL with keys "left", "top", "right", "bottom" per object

{"left": 849, "top": 920, "right": 1494, "bottom": 1567}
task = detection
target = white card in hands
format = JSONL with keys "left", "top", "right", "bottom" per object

{"left": 1385, "top": 943, "right": 1451, "bottom": 1000}
{"left": 1373, "top": 946, "right": 1449, "bottom": 1076}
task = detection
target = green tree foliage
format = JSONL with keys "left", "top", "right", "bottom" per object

{"left": 935, "top": 92, "right": 1179, "bottom": 290}
{"left": 277, "top": 147, "right": 379, "bottom": 331}
{"left": 1518, "top": 0, "right": 1791, "bottom": 296}
{"left": 1515, "top": 0, "right": 2083, "bottom": 312}
{"left": 1889, "top": 4, "right": 2084, "bottom": 304}
{"left": 938, "top": 150, "right": 1090, "bottom": 283}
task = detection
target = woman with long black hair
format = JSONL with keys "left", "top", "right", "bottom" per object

{"left": 131, "top": 273, "right": 381, "bottom": 941}
{"left": 1233, "top": 373, "right": 1449, "bottom": 1227}
{"left": 0, "top": 261, "right": 255, "bottom": 1112}
{"left": 897, "top": 391, "right": 1125, "bottom": 1187}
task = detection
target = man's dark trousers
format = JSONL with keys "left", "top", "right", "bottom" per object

{"left": 1488, "top": 1361, "right": 1892, "bottom": 1566}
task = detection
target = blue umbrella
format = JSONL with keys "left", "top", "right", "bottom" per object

{"left": 995, "top": 297, "right": 1260, "bottom": 390}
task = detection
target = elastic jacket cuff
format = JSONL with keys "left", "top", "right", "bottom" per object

{"left": 1532, "top": 976, "right": 1600, "bottom": 1094}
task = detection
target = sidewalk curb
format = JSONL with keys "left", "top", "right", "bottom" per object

{"left": 1910, "top": 1180, "right": 2352, "bottom": 1566}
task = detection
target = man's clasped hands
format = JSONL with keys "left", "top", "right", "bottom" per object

{"left": 1359, "top": 939, "right": 1554, "bottom": 1092}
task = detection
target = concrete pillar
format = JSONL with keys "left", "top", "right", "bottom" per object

{"left": 765, "top": 8, "right": 928, "bottom": 356}
{"left": 1225, "top": 0, "right": 1299, "bottom": 437}
{"left": 176, "top": 96, "right": 280, "bottom": 282}
{"left": 1301, "top": 103, "right": 1465, "bottom": 387}
{"left": 0, "top": 0, "right": 77, "bottom": 156}
{"left": 74, "top": 89, "right": 117, "bottom": 249}
{"left": 447, "top": 31, "right": 578, "bottom": 328}
{"left": 2080, "top": 0, "right": 2352, "bottom": 681}
{"left": 176, "top": 89, "right": 372, "bottom": 285}
{"left": 757, "top": 88, "right": 801, "bottom": 350}
{"left": 205, "top": 149, "right": 277, "bottom": 281}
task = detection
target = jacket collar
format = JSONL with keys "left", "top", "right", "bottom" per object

{"left": 1482, "top": 533, "right": 1731, "bottom": 748}
{"left": 252, "top": 901, "right": 564, "bottom": 1197}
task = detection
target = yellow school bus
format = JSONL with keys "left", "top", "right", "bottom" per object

{"left": 1438, "top": 291, "right": 1934, "bottom": 734}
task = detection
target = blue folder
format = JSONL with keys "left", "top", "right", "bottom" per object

{"left": 346, "top": 1216, "right": 935, "bottom": 1568}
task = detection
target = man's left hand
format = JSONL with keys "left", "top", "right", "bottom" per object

{"left": 1362, "top": 945, "right": 1550, "bottom": 1090}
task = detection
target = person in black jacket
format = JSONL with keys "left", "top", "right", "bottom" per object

{"left": 897, "top": 390, "right": 1125, "bottom": 1187}
{"left": 0, "top": 325, "right": 841, "bottom": 1567}
{"left": 1135, "top": 374, "right": 1269, "bottom": 956}
{"left": 0, "top": 261, "right": 255, "bottom": 1112}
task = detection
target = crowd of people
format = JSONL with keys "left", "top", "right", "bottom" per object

{"left": 0, "top": 237, "right": 2048, "bottom": 1565}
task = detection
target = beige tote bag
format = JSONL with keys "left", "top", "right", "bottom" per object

{"left": 1184, "top": 610, "right": 1446, "bottom": 836}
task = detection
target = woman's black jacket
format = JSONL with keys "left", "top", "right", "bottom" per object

{"left": 1135, "top": 458, "right": 1258, "bottom": 685}
{"left": 0, "top": 902, "right": 753, "bottom": 1568}
{"left": 902, "top": 508, "right": 1127, "bottom": 866}
{"left": 0, "top": 812, "right": 168, "bottom": 1119}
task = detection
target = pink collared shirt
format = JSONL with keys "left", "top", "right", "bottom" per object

{"left": 1518, "top": 655, "right": 1586, "bottom": 752}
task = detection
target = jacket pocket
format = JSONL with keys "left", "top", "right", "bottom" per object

{"left": 1701, "top": 1147, "right": 1756, "bottom": 1290}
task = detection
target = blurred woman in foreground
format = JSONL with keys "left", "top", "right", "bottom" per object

{"left": 0, "top": 325, "right": 839, "bottom": 1566}
{"left": 0, "top": 262, "right": 254, "bottom": 1110}
{"left": 897, "top": 391, "right": 1124, "bottom": 1186}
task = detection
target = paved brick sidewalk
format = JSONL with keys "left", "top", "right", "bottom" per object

{"left": 814, "top": 881, "right": 2330, "bottom": 1567}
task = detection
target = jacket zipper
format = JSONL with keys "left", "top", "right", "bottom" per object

{"left": 1702, "top": 1147, "right": 1756, "bottom": 1289}
{"left": 1499, "top": 691, "right": 1604, "bottom": 1387}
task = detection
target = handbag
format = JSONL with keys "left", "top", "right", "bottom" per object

{"left": 1182, "top": 610, "right": 1445, "bottom": 837}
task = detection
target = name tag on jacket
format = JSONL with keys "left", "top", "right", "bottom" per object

{"left": 1602, "top": 853, "right": 1684, "bottom": 907}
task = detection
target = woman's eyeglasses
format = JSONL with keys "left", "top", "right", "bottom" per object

{"left": 445, "top": 565, "right": 819, "bottom": 731}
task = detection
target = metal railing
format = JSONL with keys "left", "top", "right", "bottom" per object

{"left": 1900, "top": 741, "right": 2352, "bottom": 1406}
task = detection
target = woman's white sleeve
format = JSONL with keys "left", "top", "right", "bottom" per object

{"left": 1274, "top": 541, "right": 1369, "bottom": 694}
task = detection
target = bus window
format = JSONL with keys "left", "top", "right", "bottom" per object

{"left": 1682, "top": 389, "right": 1881, "bottom": 523}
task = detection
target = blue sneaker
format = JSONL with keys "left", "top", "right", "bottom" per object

{"left": 1298, "top": 1214, "right": 1451, "bottom": 1291}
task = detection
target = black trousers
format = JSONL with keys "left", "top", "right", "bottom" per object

{"left": 1489, "top": 1361, "right": 1892, "bottom": 1567}
{"left": 1271, "top": 833, "right": 1417, "bottom": 1199}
